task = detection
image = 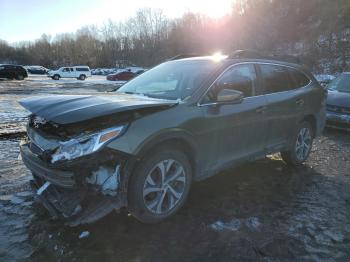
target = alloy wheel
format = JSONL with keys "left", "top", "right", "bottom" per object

{"left": 295, "top": 127, "right": 312, "bottom": 161}
{"left": 143, "top": 159, "right": 186, "bottom": 214}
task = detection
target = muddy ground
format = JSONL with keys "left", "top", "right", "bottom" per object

{"left": 0, "top": 77, "right": 349, "bottom": 261}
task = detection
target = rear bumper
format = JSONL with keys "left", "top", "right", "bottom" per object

{"left": 326, "top": 111, "right": 350, "bottom": 131}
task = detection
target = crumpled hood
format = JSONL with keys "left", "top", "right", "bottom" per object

{"left": 19, "top": 93, "right": 177, "bottom": 124}
{"left": 327, "top": 90, "right": 350, "bottom": 108}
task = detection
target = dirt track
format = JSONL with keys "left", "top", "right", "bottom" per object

{"left": 0, "top": 77, "right": 349, "bottom": 261}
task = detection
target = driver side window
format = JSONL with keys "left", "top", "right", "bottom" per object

{"left": 204, "top": 64, "right": 257, "bottom": 103}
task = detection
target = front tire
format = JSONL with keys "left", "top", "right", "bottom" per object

{"left": 128, "top": 148, "right": 192, "bottom": 223}
{"left": 281, "top": 121, "right": 313, "bottom": 166}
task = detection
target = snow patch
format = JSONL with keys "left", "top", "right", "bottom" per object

{"left": 210, "top": 218, "right": 241, "bottom": 232}
{"left": 210, "top": 217, "right": 261, "bottom": 232}
{"left": 245, "top": 217, "right": 261, "bottom": 230}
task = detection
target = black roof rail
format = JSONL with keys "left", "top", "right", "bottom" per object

{"left": 229, "top": 50, "right": 266, "bottom": 59}
{"left": 168, "top": 53, "right": 204, "bottom": 61}
{"left": 269, "top": 54, "right": 301, "bottom": 64}
{"left": 229, "top": 49, "right": 301, "bottom": 64}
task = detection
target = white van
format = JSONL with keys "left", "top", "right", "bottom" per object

{"left": 48, "top": 66, "right": 91, "bottom": 80}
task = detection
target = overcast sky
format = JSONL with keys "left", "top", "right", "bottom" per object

{"left": 0, "top": 0, "right": 233, "bottom": 43}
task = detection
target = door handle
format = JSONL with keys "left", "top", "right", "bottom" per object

{"left": 255, "top": 106, "right": 267, "bottom": 113}
{"left": 296, "top": 99, "right": 304, "bottom": 106}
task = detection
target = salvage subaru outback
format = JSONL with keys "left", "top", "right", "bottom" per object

{"left": 19, "top": 55, "right": 326, "bottom": 226}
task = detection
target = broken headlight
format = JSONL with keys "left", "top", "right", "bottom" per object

{"left": 51, "top": 125, "right": 126, "bottom": 163}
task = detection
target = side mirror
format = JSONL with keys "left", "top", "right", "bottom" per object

{"left": 217, "top": 88, "right": 244, "bottom": 103}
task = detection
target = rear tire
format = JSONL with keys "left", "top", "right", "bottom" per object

{"left": 281, "top": 121, "right": 313, "bottom": 166}
{"left": 78, "top": 75, "right": 86, "bottom": 80}
{"left": 53, "top": 74, "right": 60, "bottom": 80}
{"left": 128, "top": 148, "right": 192, "bottom": 223}
{"left": 15, "top": 74, "right": 24, "bottom": 80}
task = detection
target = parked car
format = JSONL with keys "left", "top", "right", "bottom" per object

{"left": 19, "top": 55, "right": 326, "bottom": 226}
{"left": 0, "top": 64, "right": 28, "bottom": 80}
{"left": 314, "top": 74, "right": 336, "bottom": 88}
{"left": 91, "top": 68, "right": 101, "bottom": 75}
{"left": 25, "top": 65, "right": 49, "bottom": 75}
{"left": 326, "top": 72, "right": 350, "bottom": 131}
{"left": 48, "top": 66, "right": 91, "bottom": 80}
{"left": 107, "top": 70, "right": 137, "bottom": 81}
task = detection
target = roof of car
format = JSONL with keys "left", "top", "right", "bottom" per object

{"left": 175, "top": 56, "right": 304, "bottom": 70}
{"left": 172, "top": 56, "right": 315, "bottom": 81}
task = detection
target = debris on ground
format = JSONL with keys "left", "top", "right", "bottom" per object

{"left": 245, "top": 217, "right": 261, "bottom": 231}
{"left": 78, "top": 231, "right": 90, "bottom": 239}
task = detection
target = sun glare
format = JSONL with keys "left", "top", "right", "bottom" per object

{"left": 211, "top": 52, "right": 228, "bottom": 62}
{"left": 198, "top": 1, "right": 232, "bottom": 18}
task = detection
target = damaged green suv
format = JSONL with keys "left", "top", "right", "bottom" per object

{"left": 19, "top": 55, "right": 326, "bottom": 226}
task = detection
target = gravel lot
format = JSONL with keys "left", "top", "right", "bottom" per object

{"left": 0, "top": 77, "right": 349, "bottom": 261}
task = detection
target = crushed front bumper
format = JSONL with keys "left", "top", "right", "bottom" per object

{"left": 21, "top": 144, "right": 75, "bottom": 188}
{"left": 30, "top": 177, "right": 123, "bottom": 226}
{"left": 326, "top": 111, "right": 350, "bottom": 131}
{"left": 20, "top": 143, "right": 130, "bottom": 226}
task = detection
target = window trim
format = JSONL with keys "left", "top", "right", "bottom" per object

{"left": 198, "top": 62, "right": 260, "bottom": 106}
{"left": 287, "top": 67, "right": 312, "bottom": 90}
{"left": 198, "top": 62, "right": 312, "bottom": 106}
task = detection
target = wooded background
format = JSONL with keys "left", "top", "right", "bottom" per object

{"left": 0, "top": 0, "right": 349, "bottom": 73}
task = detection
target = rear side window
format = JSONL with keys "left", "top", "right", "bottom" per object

{"left": 260, "top": 64, "right": 294, "bottom": 94}
{"left": 76, "top": 67, "right": 89, "bottom": 71}
{"left": 288, "top": 68, "right": 310, "bottom": 88}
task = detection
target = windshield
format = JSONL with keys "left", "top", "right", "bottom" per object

{"left": 117, "top": 60, "right": 219, "bottom": 100}
{"left": 328, "top": 74, "right": 350, "bottom": 93}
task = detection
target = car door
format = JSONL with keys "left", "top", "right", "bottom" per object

{"left": 200, "top": 63, "right": 268, "bottom": 170}
{"left": 118, "top": 72, "right": 130, "bottom": 80}
{"left": 258, "top": 63, "right": 305, "bottom": 151}
{"left": 61, "top": 67, "right": 70, "bottom": 78}
{"left": 69, "top": 67, "right": 75, "bottom": 78}
{"left": 6, "top": 65, "right": 16, "bottom": 78}
{"left": 126, "top": 72, "right": 136, "bottom": 80}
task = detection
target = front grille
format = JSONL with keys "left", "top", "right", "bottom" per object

{"left": 327, "top": 105, "right": 350, "bottom": 115}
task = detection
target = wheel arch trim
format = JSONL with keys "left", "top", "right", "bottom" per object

{"left": 133, "top": 129, "right": 200, "bottom": 177}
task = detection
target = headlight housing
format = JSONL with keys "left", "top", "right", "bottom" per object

{"left": 51, "top": 125, "right": 126, "bottom": 163}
